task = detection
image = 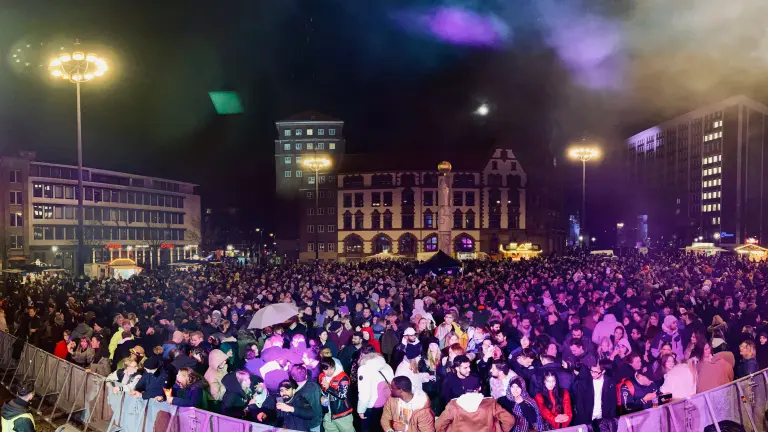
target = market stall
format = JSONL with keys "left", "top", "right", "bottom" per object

{"left": 499, "top": 243, "right": 542, "bottom": 261}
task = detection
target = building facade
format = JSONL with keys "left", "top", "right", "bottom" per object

{"left": 624, "top": 95, "right": 768, "bottom": 246}
{"left": 273, "top": 112, "right": 345, "bottom": 262}
{"left": 0, "top": 152, "right": 201, "bottom": 270}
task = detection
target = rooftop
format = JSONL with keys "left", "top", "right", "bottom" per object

{"left": 278, "top": 111, "right": 342, "bottom": 123}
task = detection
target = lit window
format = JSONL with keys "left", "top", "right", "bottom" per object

{"left": 284, "top": 157, "right": 291, "bottom": 164}
{"left": 284, "top": 143, "right": 291, "bottom": 151}
{"left": 318, "top": 243, "right": 325, "bottom": 251}
{"left": 295, "top": 143, "right": 301, "bottom": 150}
{"left": 308, "top": 177, "right": 315, "bottom": 184}
{"left": 329, "top": 143, "right": 336, "bottom": 150}
{"left": 328, "top": 225, "right": 335, "bottom": 232}
{"left": 318, "top": 129, "right": 325, "bottom": 136}
{"left": 308, "top": 208, "right": 315, "bottom": 216}
{"left": 329, "top": 129, "right": 336, "bottom": 136}
{"left": 307, "top": 143, "right": 313, "bottom": 150}
{"left": 284, "top": 171, "right": 292, "bottom": 178}
{"left": 295, "top": 129, "right": 303, "bottom": 136}
{"left": 328, "top": 243, "right": 335, "bottom": 251}
{"left": 284, "top": 129, "right": 291, "bottom": 137}
{"left": 702, "top": 205, "right": 706, "bottom": 212}
{"left": 318, "top": 225, "right": 324, "bottom": 233}
{"left": 307, "top": 129, "right": 313, "bottom": 136}
{"left": 308, "top": 243, "right": 314, "bottom": 252}
{"left": 296, "top": 156, "right": 302, "bottom": 164}
{"left": 307, "top": 225, "right": 314, "bottom": 233}
{"left": 296, "top": 171, "right": 303, "bottom": 177}
{"left": 713, "top": 217, "right": 717, "bottom": 224}
{"left": 317, "top": 143, "right": 324, "bottom": 150}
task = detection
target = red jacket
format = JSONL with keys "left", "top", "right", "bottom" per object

{"left": 54, "top": 341, "right": 69, "bottom": 359}
{"left": 535, "top": 390, "right": 573, "bottom": 429}
{"left": 361, "top": 327, "right": 381, "bottom": 353}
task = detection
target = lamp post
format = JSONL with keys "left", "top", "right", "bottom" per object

{"left": 568, "top": 146, "right": 600, "bottom": 244}
{"left": 49, "top": 44, "right": 108, "bottom": 276}
{"left": 302, "top": 157, "right": 331, "bottom": 260}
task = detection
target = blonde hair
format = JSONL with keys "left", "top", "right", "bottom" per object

{"left": 427, "top": 344, "right": 441, "bottom": 370}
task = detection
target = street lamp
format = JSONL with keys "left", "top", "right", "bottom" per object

{"left": 255, "top": 228, "right": 262, "bottom": 265}
{"left": 302, "top": 157, "right": 332, "bottom": 261}
{"left": 51, "top": 245, "right": 59, "bottom": 267}
{"left": 49, "top": 43, "right": 108, "bottom": 276}
{"left": 475, "top": 103, "right": 489, "bottom": 116}
{"left": 568, "top": 146, "right": 600, "bottom": 240}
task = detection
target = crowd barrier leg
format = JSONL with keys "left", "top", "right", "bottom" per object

{"left": 736, "top": 383, "right": 757, "bottom": 431}
{"left": 106, "top": 390, "right": 125, "bottom": 432}
{"left": 2, "top": 343, "right": 26, "bottom": 388}
{"left": 665, "top": 403, "right": 682, "bottom": 432}
{"left": 703, "top": 393, "right": 722, "bottom": 432}
{"left": 47, "top": 362, "right": 73, "bottom": 423}
{"left": 81, "top": 377, "right": 104, "bottom": 432}
{"left": 35, "top": 352, "right": 58, "bottom": 415}
{"left": 65, "top": 367, "right": 89, "bottom": 425}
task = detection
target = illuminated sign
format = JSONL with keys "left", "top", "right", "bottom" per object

{"left": 105, "top": 244, "right": 122, "bottom": 249}
{"left": 746, "top": 238, "right": 759, "bottom": 245}
{"left": 160, "top": 243, "right": 175, "bottom": 249}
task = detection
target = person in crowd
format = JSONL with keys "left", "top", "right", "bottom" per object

{"left": 498, "top": 376, "right": 545, "bottom": 432}
{"left": 357, "top": 349, "right": 394, "bottom": 431}
{"left": 54, "top": 330, "right": 71, "bottom": 360}
{"left": 339, "top": 331, "right": 364, "bottom": 374}
{"left": 489, "top": 359, "right": 517, "bottom": 400}
{"left": 132, "top": 357, "right": 168, "bottom": 400}
{"left": 319, "top": 330, "right": 339, "bottom": 357}
{"left": 436, "top": 388, "right": 515, "bottom": 432}
{"left": 696, "top": 342, "right": 735, "bottom": 393}
{"left": 572, "top": 361, "right": 617, "bottom": 430}
{"left": 1, "top": 383, "right": 35, "bottom": 432}
{"left": 107, "top": 358, "right": 143, "bottom": 392}
{"left": 619, "top": 371, "right": 659, "bottom": 414}
{"left": 205, "top": 349, "right": 229, "bottom": 401}
{"left": 273, "top": 379, "right": 316, "bottom": 430}
{"left": 222, "top": 370, "right": 256, "bottom": 418}
{"left": 736, "top": 339, "right": 759, "bottom": 379}
{"left": 69, "top": 337, "right": 94, "bottom": 368}
{"left": 441, "top": 355, "right": 480, "bottom": 402}
{"left": 319, "top": 357, "right": 354, "bottom": 432}
{"left": 380, "top": 376, "right": 435, "bottom": 432}
{"left": 166, "top": 367, "right": 204, "bottom": 407}
{"left": 535, "top": 372, "right": 573, "bottom": 429}
{"left": 291, "top": 365, "right": 324, "bottom": 432}
{"left": 396, "top": 345, "right": 432, "bottom": 396}
{"left": 88, "top": 335, "right": 112, "bottom": 377}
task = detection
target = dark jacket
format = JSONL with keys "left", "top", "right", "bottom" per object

{"left": 319, "top": 361, "right": 353, "bottom": 419}
{"left": 134, "top": 368, "right": 169, "bottom": 400}
{"left": 736, "top": 357, "right": 759, "bottom": 379}
{"left": 338, "top": 344, "right": 361, "bottom": 374}
{"left": 572, "top": 365, "right": 617, "bottom": 425}
{"left": 530, "top": 362, "right": 575, "bottom": 396}
{"left": 278, "top": 393, "right": 316, "bottom": 431}
{"left": 441, "top": 373, "right": 481, "bottom": 402}
{"left": 1, "top": 399, "right": 34, "bottom": 432}
{"left": 170, "top": 381, "right": 204, "bottom": 407}
{"left": 619, "top": 377, "right": 658, "bottom": 413}
{"left": 295, "top": 380, "right": 324, "bottom": 428}
{"left": 221, "top": 372, "right": 253, "bottom": 418}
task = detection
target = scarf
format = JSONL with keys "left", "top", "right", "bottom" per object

{"left": 506, "top": 384, "right": 546, "bottom": 432}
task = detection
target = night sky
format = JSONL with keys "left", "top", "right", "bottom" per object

{"left": 2, "top": 0, "right": 768, "bottom": 239}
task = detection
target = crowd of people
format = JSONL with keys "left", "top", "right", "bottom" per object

{"left": 1, "top": 250, "right": 766, "bottom": 432}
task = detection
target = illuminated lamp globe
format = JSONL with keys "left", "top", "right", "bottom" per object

{"left": 437, "top": 161, "right": 452, "bottom": 174}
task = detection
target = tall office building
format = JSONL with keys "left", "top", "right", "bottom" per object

{"left": 0, "top": 151, "right": 201, "bottom": 270}
{"left": 624, "top": 95, "right": 768, "bottom": 245}
{"left": 273, "top": 112, "right": 345, "bottom": 261}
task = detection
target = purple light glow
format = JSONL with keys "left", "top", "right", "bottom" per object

{"left": 393, "top": 7, "right": 510, "bottom": 47}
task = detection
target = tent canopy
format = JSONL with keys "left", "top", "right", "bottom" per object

{"left": 363, "top": 250, "right": 408, "bottom": 261}
{"left": 416, "top": 250, "right": 462, "bottom": 274}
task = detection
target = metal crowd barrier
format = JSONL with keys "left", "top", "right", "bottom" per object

{"left": 0, "top": 331, "right": 296, "bottom": 432}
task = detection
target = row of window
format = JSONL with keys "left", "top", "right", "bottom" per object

{"left": 712, "top": 217, "right": 721, "bottom": 225}
{"left": 340, "top": 234, "right": 476, "bottom": 255}
{"left": 306, "top": 191, "right": 336, "bottom": 199}
{"left": 703, "top": 155, "right": 722, "bottom": 164}
{"left": 702, "top": 191, "right": 721, "bottom": 200}
{"left": 703, "top": 167, "right": 721, "bottom": 176}
{"left": 307, "top": 243, "right": 336, "bottom": 252}
{"left": 32, "top": 205, "right": 185, "bottom": 225}
{"left": 703, "top": 179, "right": 722, "bottom": 188}
{"left": 33, "top": 225, "right": 186, "bottom": 242}
{"left": 702, "top": 204, "right": 721, "bottom": 212}
{"left": 33, "top": 183, "right": 185, "bottom": 208}
{"left": 29, "top": 165, "right": 183, "bottom": 192}
{"left": 9, "top": 191, "right": 22, "bottom": 205}
{"left": 8, "top": 234, "right": 22, "bottom": 249}
{"left": 341, "top": 173, "right": 520, "bottom": 189}
{"left": 306, "top": 225, "right": 337, "bottom": 233}
{"left": 284, "top": 128, "right": 337, "bottom": 137}
{"left": 341, "top": 190, "right": 486, "bottom": 208}
{"left": 307, "top": 207, "right": 336, "bottom": 216}
{"left": 713, "top": 120, "right": 723, "bottom": 128}
{"left": 283, "top": 143, "right": 337, "bottom": 152}
{"left": 703, "top": 131, "right": 722, "bottom": 142}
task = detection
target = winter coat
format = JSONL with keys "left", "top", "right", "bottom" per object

{"left": 591, "top": 314, "right": 619, "bottom": 345}
{"left": 295, "top": 380, "right": 324, "bottom": 428}
{"left": 89, "top": 356, "right": 112, "bottom": 377}
{"left": 697, "top": 352, "right": 735, "bottom": 393}
{"left": 221, "top": 372, "right": 252, "bottom": 418}
{"left": 357, "top": 354, "right": 394, "bottom": 414}
{"left": 441, "top": 373, "right": 481, "bottom": 402}
{"left": 277, "top": 393, "right": 316, "bottom": 431}
{"left": 0, "top": 398, "right": 34, "bottom": 432}
{"left": 318, "top": 358, "right": 353, "bottom": 419}
{"left": 535, "top": 390, "right": 573, "bottom": 429}
{"left": 71, "top": 323, "right": 94, "bottom": 341}
{"left": 736, "top": 357, "right": 759, "bottom": 379}
{"left": 134, "top": 368, "right": 169, "bottom": 400}
{"left": 659, "top": 362, "right": 697, "bottom": 400}
{"left": 436, "top": 393, "right": 516, "bottom": 432}
{"left": 170, "top": 381, "right": 204, "bottom": 407}
{"left": 204, "top": 349, "right": 229, "bottom": 401}
{"left": 54, "top": 340, "right": 69, "bottom": 359}
{"left": 380, "top": 393, "right": 435, "bottom": 432}
{"left": 620, "top": 377, "right": 659, "bottom": 413}
{"left": 380, "top": 329, "right": 400, "bottom": 357}
{"left": 572, "top": 365, "right": 617, "bottom": 425}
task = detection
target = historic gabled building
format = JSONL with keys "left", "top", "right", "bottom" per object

{"left": 274, "top": 112, "right": 565, "bottom": 262}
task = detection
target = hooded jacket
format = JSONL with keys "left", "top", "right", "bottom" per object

{"left": 357, "top": 353, "right": 394, "bottom": 413}
{"left": 319, "top": 358, "right": 353, "bottom": 419}
{"left": 659, "top": 362, "right": 697, "bottom": 400}
{"left": 380, "top": 392, "right": 434, "bottom": 432}
{"left": 591, "top": 314, "right": 618, "bottom": 345}
{"left": 134, "top": 367, "right": 169, "bottom": 400}
{"left": 436, "top": 393, "right": 516, "bottom": 432}
{"left": 204, "top": 349, "right": 229, "bottom": 400}
{"left": 651, "top": 316, "right": 685, "bottom": 359}
{"left": 1, "top": 399, "right": 34, "bottom": 432}
{"left": 221, "top": 372, "right": 252, "bottom": 418}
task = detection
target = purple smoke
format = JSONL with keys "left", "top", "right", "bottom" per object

{"left": 393, "top": 7, "right": 510, "bottom": 47}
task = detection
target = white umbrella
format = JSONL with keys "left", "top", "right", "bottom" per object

{"left": 248, "top": 303, "right": 299, "bottom": 329}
